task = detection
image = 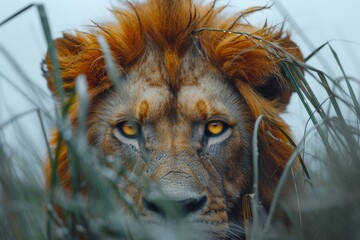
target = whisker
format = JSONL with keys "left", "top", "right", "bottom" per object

{"left": 226, "top": 222, "right": 245, "bottom": 239}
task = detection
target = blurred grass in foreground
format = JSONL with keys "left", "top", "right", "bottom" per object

{"left": 1, "top": 3, "right": 360, "bottom": 240}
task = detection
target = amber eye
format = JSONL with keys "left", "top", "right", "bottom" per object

{"left": 117, "top": 121, "right": 139, "bottom": 138}
{"left": 205, "top": 120, "right": 228, "bottom": 137}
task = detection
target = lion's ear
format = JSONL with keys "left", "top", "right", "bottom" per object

{"left": 43, "top": 33, "right": 85, "bottom": 96}
{"left": 253, "top": 35, "right": 303, "bottom": 107}
{"left": 202, "top": 31, "right": 303, "bottom": 110}
{"left": 53, "top": 33, "right": 84, "bottom": 57}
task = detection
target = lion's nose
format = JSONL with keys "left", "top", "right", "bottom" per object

{"left": 142, "top": 195, "right": 207, "bottom": 217}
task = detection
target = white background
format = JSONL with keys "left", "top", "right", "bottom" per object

{"left": 1, "top": 0, "right": 360, "bottom": 160}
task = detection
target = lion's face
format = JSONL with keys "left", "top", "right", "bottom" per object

{"left": 88, "top": 52, "right": 252, "bottom": 237}
{"left": 44, "top": 0, "right": 303, "bottom": 238}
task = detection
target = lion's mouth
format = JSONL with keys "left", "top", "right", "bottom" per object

{"left": 138, "top": 204, "right": 246, "bottom": 239}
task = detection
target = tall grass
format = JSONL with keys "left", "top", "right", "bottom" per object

{"left": 1, "top": 3, "right": 360, "bottom": 240}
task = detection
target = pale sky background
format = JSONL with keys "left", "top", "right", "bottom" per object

{"left": 1, "top": 0, "right": 360, "bottom": 162}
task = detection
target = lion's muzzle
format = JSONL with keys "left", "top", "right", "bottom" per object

{"left": 142, "top": 170, "right": 208, "bottom": 218}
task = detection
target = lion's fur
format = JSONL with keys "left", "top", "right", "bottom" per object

{"left": 44, "top": 0, "right": 302, "bottom": 238}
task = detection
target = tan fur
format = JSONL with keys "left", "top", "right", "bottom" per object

{"left": 43, "top": 0, "right": 302, "bottom": 238}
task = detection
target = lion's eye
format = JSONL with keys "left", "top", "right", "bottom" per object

{"left": 205, "top": 120, "right": 228, "bottom": 137}
{"left": 117, "top": 121, "right": 139, "bottom": 138}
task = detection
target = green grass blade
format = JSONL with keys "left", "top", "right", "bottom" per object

{"left": 263, "top": 145, "right": 304, "bottom": 235}
{"left": 316, "top": 71, "right": 345, "bottom": 122}
{"left": 0, "top": 108, "right": 38, "bottom": 129}
{"left": 290, "top": 65, "right": 327, "bottom": 119}
{"left": 264, "top": 117, "right": 311, "bottom": 181}
{"left": 281, "top": 63, "right": 318, "bottom": 125}
{"left": 328, "top": 44, "right": 360, "bottom": 117}
{"left": 0, "top": 55, "right": 52, "bottom": 120}
{"left": 251, "top": 114, "right": 263, "bottom": 238}
{"left": 0, "top": 4, "right": 35, "bottom": 26}
{"left": 0, "top": 4, "right": 66, "bottom": 103}
{"left": 97, "top": 35, "right": 125, "bottom": 92}
{"left": 75, "top": 75, "right": 89, "bottom": 147}
{"left": 36, "top": 4, "right": 65, "bottom": 102}
{"left": 304, "top": 42, "right": 329, "bottom": 62}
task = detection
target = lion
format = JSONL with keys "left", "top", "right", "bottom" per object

{"left": 43, "top": 0, "right": 302, "bottom": 239}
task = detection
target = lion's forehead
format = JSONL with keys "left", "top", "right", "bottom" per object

{"left": 177, "top": 80, "right": 240, "bottom": 121}
{"left": 124, "top": 73, "right": 240, "bottom": 123}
